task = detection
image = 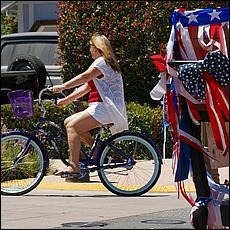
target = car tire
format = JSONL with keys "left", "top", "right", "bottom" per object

{"left": 7, "top": 55, "right": 47, "bottom": 91}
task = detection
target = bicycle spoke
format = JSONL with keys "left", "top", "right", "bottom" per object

{"left": 98, "top": 132, "right": 161, "bottom": 196}
{"left": 1, "top": 132, "right": 46, "bottom": 195}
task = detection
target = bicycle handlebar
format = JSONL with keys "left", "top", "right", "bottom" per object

{"left": 38, "top": 87, "right": 52, "bottom": 105}
{"left": 38, "top": 86, "right": 66, "bottom": 104}
{"left": 36, "top": 86, "right": 78, "bottom": 118}
{"left": 36, "top": 86, "right": 60, "bottom": 118}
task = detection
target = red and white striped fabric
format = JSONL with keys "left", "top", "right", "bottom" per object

{"left": 172, "top": 8, "right": 229, "bottom": 60}
{"left": 150, "top": 7, "right": 229, "bottom": 210}
{"left": 166, "top": 7, "right": 229, "bottom": 159}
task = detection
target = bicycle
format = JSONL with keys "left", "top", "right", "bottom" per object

{"left": 1, "top": 87, "right": 162, "bottom": 196}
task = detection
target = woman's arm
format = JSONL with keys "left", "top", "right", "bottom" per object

{"left": 56, "top": 83, "right": 91, "bottom": 107}
{"left": 63, "top": 67, "right": 102, "bottom": 90}
{"left": 67, "top": 83, "right": 91, "bottom": 102}
{"left": 50, "top": 67, "right": 102, "bottom": 93}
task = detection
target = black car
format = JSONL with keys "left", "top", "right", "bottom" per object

{"left": 1, "top": 32, "right": 63, "bottom": 104}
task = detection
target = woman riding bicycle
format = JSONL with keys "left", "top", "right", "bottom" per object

{"left": 49, "top": 32, "right": 128, "bottom": 177}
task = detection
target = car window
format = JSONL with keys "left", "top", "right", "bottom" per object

{"left": 1, "top": 41, "right": 61, "bottom": 66}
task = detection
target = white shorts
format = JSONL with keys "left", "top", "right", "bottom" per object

{"left": 85, "top": 102, "right": 113, "bottom": 125}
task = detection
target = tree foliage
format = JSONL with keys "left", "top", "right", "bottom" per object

{"left": 1, "top": 12, "right": 17, "bottom": 35}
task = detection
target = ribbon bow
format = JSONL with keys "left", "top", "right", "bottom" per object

{"left": 177, "top": 50, "right": 229, "bottom": 99}
{"left": 150, "top": 43, "right": 167, "bottom": 73}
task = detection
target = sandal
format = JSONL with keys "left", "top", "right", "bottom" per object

{"left": 55, "top": 171, "right": 85, "bottom": 179}
{"left": 54, "top": 167, "right": 84, "bottom": 179}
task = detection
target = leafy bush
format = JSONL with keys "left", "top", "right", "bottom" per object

{"left": 1, "top": 12, "right": 17, "bottom": 35}
{"left": 56, "top": 1, "right": 228, "bottom": 105}
{"left": 127, "top": 102, "right": 173, "bottom": 157}
{"left": 1, "top": 101, "right": 173, "bottom": 158}
{"left": 1, "top": 102, "right": 76, "bottom": 159}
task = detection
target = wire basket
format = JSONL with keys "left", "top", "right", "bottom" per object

{"left": 7, "top": 90, "right": 34, "bottom": 119}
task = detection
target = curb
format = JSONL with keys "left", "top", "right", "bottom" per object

{"left": 37, "top": 181, "right": 196, "bottom": 193}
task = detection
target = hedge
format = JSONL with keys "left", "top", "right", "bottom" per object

{"left": 1, "top": 101, "right": 173, "bottom": 158}
{"left": 56, "top": 1, "right": 228, "bottom": 105}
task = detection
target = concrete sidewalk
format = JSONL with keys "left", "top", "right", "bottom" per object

{"left": 37, "top": 159, "right": 229, "bottom": 193}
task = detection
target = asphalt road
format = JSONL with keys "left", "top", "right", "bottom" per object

{"left": 1, "top": 189, "right": 193, "bottom": 229}
{"left": 2, "top": 159, "right": 228, "bottom": 229}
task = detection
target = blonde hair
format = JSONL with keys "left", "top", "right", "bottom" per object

{"left": 90, "top": 33, "right": 121, "bottom": 73}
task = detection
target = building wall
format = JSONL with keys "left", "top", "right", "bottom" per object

{"left": 17, "top": 1, "right": 58, "bottom": 32}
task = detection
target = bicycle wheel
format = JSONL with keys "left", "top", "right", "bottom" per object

{"left": 1, "top": 131, "right": 48, "bottom": 196}
{"left": 97, "top": 131, "right": 162, "bottom": 196}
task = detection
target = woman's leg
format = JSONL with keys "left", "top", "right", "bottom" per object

{"left": 65, "top": 114, "right": 96, "bottom": 147}
{"left": 64, "top": 110, "right": 101, "bottom": 173}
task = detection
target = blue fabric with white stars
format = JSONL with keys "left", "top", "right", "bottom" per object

{"left": 177, "top": 50, "right": 229, "bottom": 100}
{"left": 172, "top": 8, "right": 229, "bottom": 28}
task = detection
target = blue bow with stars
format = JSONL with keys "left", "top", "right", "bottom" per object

{"left": 177, "top": 50, "right": 229, "bottom": 100}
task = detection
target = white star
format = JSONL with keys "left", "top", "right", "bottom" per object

{"left": 188, "top": 13, "right": 199, "bottom": 24}
{"left": 208, "top": 10, "right": 221, "bottom": 21}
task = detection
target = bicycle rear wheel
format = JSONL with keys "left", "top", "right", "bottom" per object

{"left": 97, "top": 131, "right": 162, "bottom": 196}
{"left": 1, "top": 131, "right": 48, "bottom": 196}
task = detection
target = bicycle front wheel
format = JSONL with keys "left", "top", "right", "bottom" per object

{"left": 98, "top": 131, "right": 162, "bottom": 196}
{"left": 1, "top": 131, "right": 47, "bottom": 196}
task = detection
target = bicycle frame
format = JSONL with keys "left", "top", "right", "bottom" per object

{"left": 6, "top": 87, "right": 138, "bottom": 173}
{"left": 33, "top": 117, "right": 69, "bottom": 165}
{"left": 2, "top": 86, "right": 162, "bottom": 197}
{"left": 33, "top": 120, "right": 134, "bottom": 173}
{"left": 34, "top": 88, "right": 102, "bottom": 167}
{"left": 32, "top": 114, "right": 105, "bottom": 170}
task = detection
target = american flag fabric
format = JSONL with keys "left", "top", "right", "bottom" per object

{"left": 177, "top": 50, "right": 229, "bottom": 100}
{"left": 171, "top": 8, "right": 229, "bottom": 60}
{"left": 168, "top": 7, "right": 229, "bottom": 171}
{"left": 150, "top": 7, "right": 229, "bottom": 213}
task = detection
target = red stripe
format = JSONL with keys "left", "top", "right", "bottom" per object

{"left": 187, "top": 100, "right": 202, "bottom": 122}
{"left": 215, "top": 88, "right": 229, "bottom": 120}
{"left": 210, "top": 24, "right": 222, "bottom": 51}
{"left": 203, "top": 72, "right": 229, "bottom": 152}
{"left": 210, "top": 24, "right": 221, "bottom": 40}
{"left": 176, "top": 30, "right": 187, "bottom": 59}
{"left": 167, "top": 91, "right": 179, "bottom": 140}
{"left": 188, "top": 25, "right": 207, "bottom": 59}
{"left": 178, "top": 181, "right": 195, "bottom": 206}
{"left": 207, "top": 85, "right": 229, "bottom": 154}
{"left": 208, "top": 79, "right": 229, "bottom": 120}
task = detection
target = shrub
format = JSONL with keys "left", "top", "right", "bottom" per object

{"left": 1, "top": 102, "right": 76, "bottom": 159}
{"left": 1, "top": 101, "right": 173, "bottom": 158}
{"left": 1, "top": 12, "right": 17, "bottom": 35}
{"left": 127, "top": 102, "right": 173, "bottom": 157}
{"left": 56, "top": 1, "right": 228, "bottom": 105}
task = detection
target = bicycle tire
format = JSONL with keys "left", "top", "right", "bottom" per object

{"left": 1, "top": 131, "right": 48, "bottom": 196}
{"left": 97, "top": 131, "right": 162, "bottom": 196}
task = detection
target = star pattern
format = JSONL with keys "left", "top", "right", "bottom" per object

{"left": 208, "top": 9, "right": 221, "bottom": 21}
{"left": 176, "top": 8, "right": 228, "bottom": 27}
{"left": 188, "top": 13, "right": 199, "bottom": 24}
{"left": 177, "top": 51, "right": 229, "bottom": 100}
